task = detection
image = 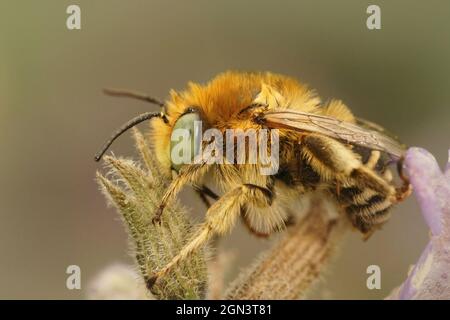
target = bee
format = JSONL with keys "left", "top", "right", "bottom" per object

{"left": 95, "top": 71, "right": 411, "bottom": 288}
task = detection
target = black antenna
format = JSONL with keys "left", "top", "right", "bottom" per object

{"left": 103, "top": 88, "right": 164, "bottom": 107}
{"left": 94, "top": 112, "right": 165, "bottom": 161}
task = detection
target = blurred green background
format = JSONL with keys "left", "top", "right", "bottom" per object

{"left": 1, "top": 0, "right": 449, "bottom": 299}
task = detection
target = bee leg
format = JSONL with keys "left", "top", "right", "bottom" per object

{"left": 335, "top": 181, "right": 341, "bottom": 197}
{"left": 192, "top": 185, "right": 223, "bottom": 259}
{"left": 195, "top": 190, "right": 211, "bottom": 208}
{"left": 152, "top": 163, "right": 209, "bottom": 224}
{"left": 283, "top": 212, "right": 297, "bottom": 227}
{"left": 192, "top": 184, "right": 219, "bottom": 209}
{"left": 240, "top": 206, "right": 271, "bottom": 238}
{"left": 395, "top": 156, "right": 412, "bottom": 202}
{"left": 240, "top": 195, "right": 294, "bottom": 238}
{"left": 147, "top": 184, "right": 273, "bottom": 288}
{"left": 382, "top": 169, "right": 393, "bottom": 182}
{"left": 366, "top": 150, "right": 381, "bottom": 169}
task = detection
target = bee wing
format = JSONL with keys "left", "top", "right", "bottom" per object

{"left": 354, "top": 117, "right": 403, "bottom": 144}
{"left": 260, "top": 110, "right": 406, "bottom": 160}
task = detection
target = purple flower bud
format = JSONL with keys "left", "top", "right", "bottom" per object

{"left": 388, "top": 147, "right": 450, "bottom": 300}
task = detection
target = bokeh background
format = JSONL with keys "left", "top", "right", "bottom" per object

{"left": 1, "top": 0, "right": 449, "bottom": 299}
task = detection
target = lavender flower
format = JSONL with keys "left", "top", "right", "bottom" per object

{"left": 387, "top": 147, "right": 450, "bottom": 299}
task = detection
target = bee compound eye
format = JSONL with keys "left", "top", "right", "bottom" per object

{"left": 170, "top": 111, "right": 202, "bottom": 172}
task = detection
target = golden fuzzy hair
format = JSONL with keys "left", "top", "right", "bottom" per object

{"left": 150, "top": 71, "right": 355, "bottom": 171}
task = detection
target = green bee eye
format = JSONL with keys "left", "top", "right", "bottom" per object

{"left": 170, "top": 111, "right": 202, "bottom": 172}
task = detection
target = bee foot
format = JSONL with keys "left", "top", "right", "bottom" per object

{"left": 145, "top": 274, "right": 159, "bottom": 290}
{"left": 151, "top": 217, "right": 161, "bottom": 225}
{"left": 395, "top": 183, "right": 413, "bottom": 202}
{"left": 151, "top": 206, "right": 164, "bottom": 225}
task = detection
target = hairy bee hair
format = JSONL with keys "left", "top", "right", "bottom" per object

{"left": 96, "top": 71, "right": 411, "bottom": 287}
